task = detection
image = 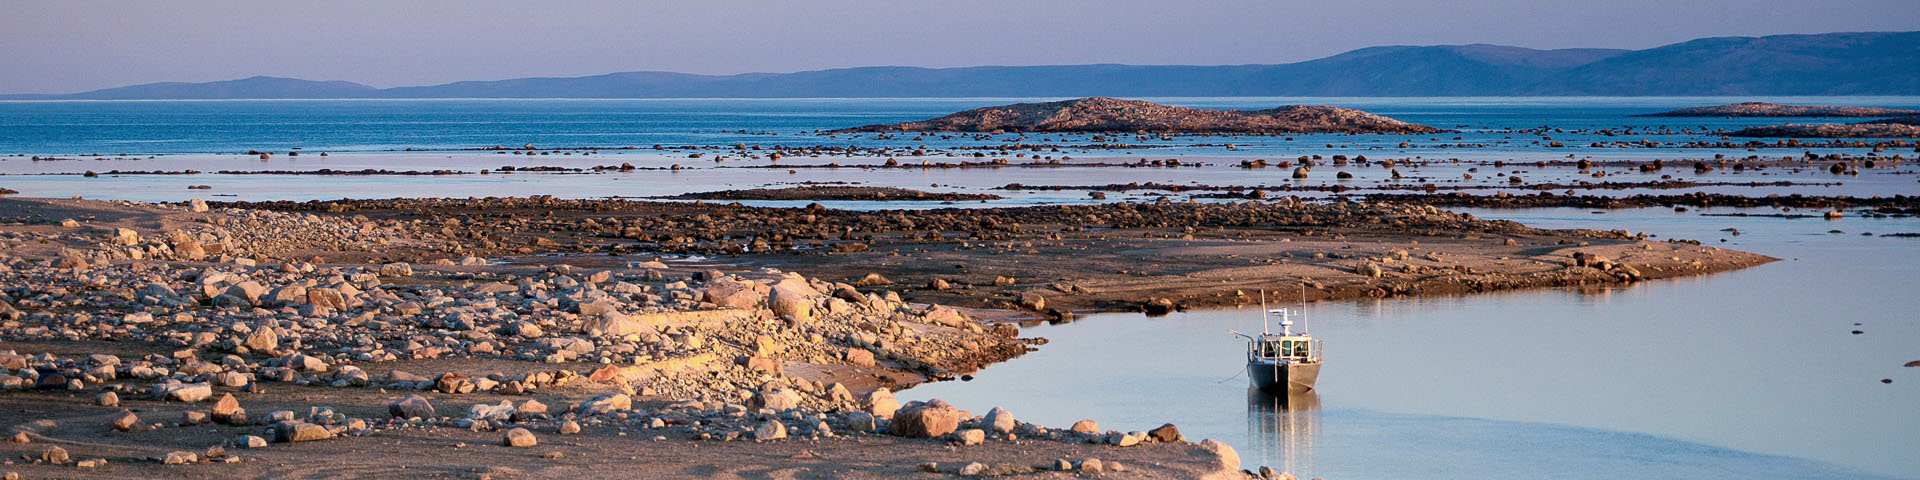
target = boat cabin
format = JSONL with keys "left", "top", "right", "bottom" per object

{"left": 1249, "top": 335, "right": 1321, "bottom": 364}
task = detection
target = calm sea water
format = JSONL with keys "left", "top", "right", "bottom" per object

{"left": 3, "top": 96, "right": 1917, "bottom": 155}
{"left": 3, "top": 98, "right": 1917, "bottom": 478}
{"left": 3, "top": 97, "right": 1918, "bottom": 203}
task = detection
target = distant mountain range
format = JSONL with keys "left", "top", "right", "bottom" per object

{"left": 7, "top": 31, "right": 1917, "bottom": 99}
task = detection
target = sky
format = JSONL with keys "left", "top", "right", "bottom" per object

{"left": 3, "top": 0, "right": 1918, "bottom": 94}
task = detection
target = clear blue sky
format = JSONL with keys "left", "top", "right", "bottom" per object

{"left": 4, "top": 0, "right": 1917, "bottom": 94}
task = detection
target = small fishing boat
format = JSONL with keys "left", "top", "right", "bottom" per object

{"left": 1232, "top": 305, "right": 1322, "bottom": 394}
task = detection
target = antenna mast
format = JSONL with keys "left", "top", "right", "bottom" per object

{"left": 1260, "top": 290, "right": 1270, "bottom": 335}
{"left": 1299, "top": 283, "right": 1308, "bottom": 334}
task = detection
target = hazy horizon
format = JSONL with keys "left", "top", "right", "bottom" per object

{"left": 5, "top": 0, "right": 1920, "bottom": 94}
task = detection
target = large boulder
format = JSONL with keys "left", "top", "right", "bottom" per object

{"left": 984, "top": 407, "right": 1016, "bottom": 434}
{"left": 767, "top": 279, "right": 819, "bottom": 323}
{"left": 502, "top": 428, "right": 537, "bottom": 447}
{"left": 111, "top": 228, "right": 140, "bottom": 246}
{"left": 702, "top": 277, "right": 762, "bottom": 309}
{"left": 923, "top": 306, "right": 970, "bottom": 327}
{"left": 753, "top": 420, "right": 787, "bottom": 441}
{"left": 172, "top": 235, "right": 207, "bottom": 260}
{"left": 1200, "top": 439, "right": 1240, "bottom": 471}
{"left": 1017, "top": 291, "right": 1047, "bottom": 311}
{"left": 243, "top": 326, "right": 278, "bottom": 353}
{"left": 845, "top": 348, "right": 876, "bottom": 367}
{"left": 469, "top": 401, "right": 516, "bottom": 422}
{"left": 889, "top": 399, "right": 961, "bottom": 438}
{"left": 379, "top": 262, "right": 413, "bottom": 277}
{"left": 749, "top": 389, "right": 802, "bottom": 411}
{"left": 434, "top": 373, "right": 473, "bottom": 394}
{"left": 224, "top": 281, "right": 267, "bottom": 303}
{"left": 307, "top": 288, "right": 348, "bottom": 310}
{"left": 1148, "top": 423, "right": 1181, "bottom": 442}
{"left": 582, "top": 311, "right": 644, "bottom": 336}
{"left": 212, "top": 393, "right": 247, "bottom": 424}
{"left": 865, "top": 388, "right": 900, "bottom": 419}
{"left": 108, "top": 409, "right": 141, "bottom": 431}
{"left": 270, "top": 421, "right": 334, "bottom": 443}
{"left": 575, "top": 300, "right": 622, "bottom": 316}
{"left": 153, "top": 382, "right": 213, "bottom": 402}
{"left": 283, "top": 353, "right": 328, "bottom": 372}
{"left": 388, "top": 394, "right": 435, "bottom": 419}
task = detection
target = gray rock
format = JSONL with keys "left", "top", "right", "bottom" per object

{"left": 1201, "top": 439, "right": 1240, "bottom": 470}
{"left": 984, "top": 407, "right": 1015, "bottom": 434}
{"left": 753, "top": 420, "right": 787, "bottom": 441}
{"left": 468, "top": 400, "right": 516, "bottom": 422}
{"left": 283, "top": 353, "right": 328, "bottom": 372}
{"left": 270, "top": 421, "right": 333, "bottom": 443}
{"left": 388, "top": 394, "right": 435, "bottom": 419}
{"left": 845, "top": 412, "right": 877, "bottom": 432}
{"left": 958, "top": 462, "right": 987, "bottom": 475}
{"left": 154, "top": 382, "right": 213, "bottom": 402}
{"left": 1078, "top": 458, "right": 1105, "bottom": 473}
{"left": 576, "top": 393, "right": 631, "bottom": 415}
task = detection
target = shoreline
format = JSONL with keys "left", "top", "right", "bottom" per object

{"left": 0, "top": 195, "right": 1781, "bottom": 478}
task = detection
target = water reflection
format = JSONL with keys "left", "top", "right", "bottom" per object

{"left": 1247, "top": 388, "right": 1321, "bottom": 475}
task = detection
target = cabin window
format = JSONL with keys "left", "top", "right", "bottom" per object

{"left": 1277, "top": 340, "right": 1309, "bottom": 358}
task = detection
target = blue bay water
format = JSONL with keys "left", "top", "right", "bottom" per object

{"left": 3, "top": 96, "right": 1918, "bottom": 155}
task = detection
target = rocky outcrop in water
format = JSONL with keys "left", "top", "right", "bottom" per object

{"left": 1861, "top": 116, "right": 1920, "bottom": 126}
{"left": 835, "top": 97, "right": 1444, "bottom": 134}
{"left": 659, "top": 186, "right": 1000, "bottom": 201}
{"left": 1728, "top": 122, "right": 1920, "bottom": 138}
{"left": 1640, "top": 102, "right": 1920, "bottom": 117}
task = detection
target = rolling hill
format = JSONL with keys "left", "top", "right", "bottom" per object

{"left": 7, "top": 31, "right": 1915, "bottom": 99}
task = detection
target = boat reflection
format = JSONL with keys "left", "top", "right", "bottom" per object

{"left": 1246, "top": 388, "right": 1320, "bottom": 476}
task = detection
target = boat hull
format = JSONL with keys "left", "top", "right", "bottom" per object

{"left": 1248, "top": 361, "right": 1320, "bottom": 393}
